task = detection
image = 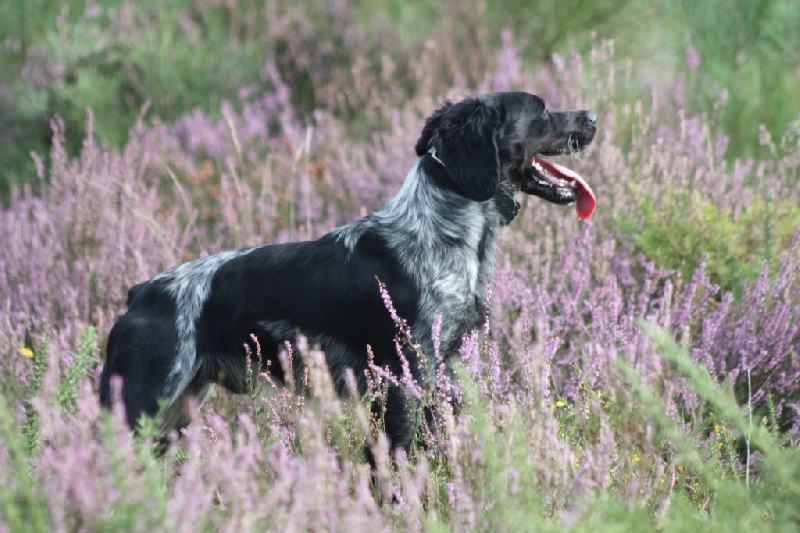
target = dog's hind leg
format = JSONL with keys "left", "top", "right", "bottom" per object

{"left": 382, "top": 383, "right": 417, "bottom": 454}
{"left": 157, "top": 376, "right": 214, "bottom": 435}
{"left": 99, "top": 313, "right": 202, "bottom": 433}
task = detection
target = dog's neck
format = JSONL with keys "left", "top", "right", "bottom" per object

{"left": 419, "top": 151, "right": 454, "bottom": 195}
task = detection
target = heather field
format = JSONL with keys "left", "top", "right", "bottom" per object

{"left": 2, "top": 1, "right": 800, "bottom": 531}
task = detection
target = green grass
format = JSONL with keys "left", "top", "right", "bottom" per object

{"left": 615, "top": 190, "right": 800, "bottom": 297}
{"left": 659, "top": 0, "right": 800, "bottom": 158}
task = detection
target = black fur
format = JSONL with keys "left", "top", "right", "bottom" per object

{"left": 99, "top": 91, "right": 597, "bottom": 454}
{"left": 414, "top": 99, "right": 502, "bottom": 201}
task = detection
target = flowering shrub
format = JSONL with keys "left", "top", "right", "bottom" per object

{"left": 2, "top": 16, "right": 800, "bottom": 532}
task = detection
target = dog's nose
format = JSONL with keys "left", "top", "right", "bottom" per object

{"left": 586, "top": 112, "right": 597, "bottom": 126}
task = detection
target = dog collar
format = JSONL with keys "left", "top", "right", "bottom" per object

{"left": 495, "top": 183, "right": 520, "bottom": 225}
{"left": 428, "top": 148, "right": 444, "bottom": 167}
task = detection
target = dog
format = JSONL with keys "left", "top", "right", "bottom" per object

{"left": 99, "top": 91, "right": 597, "bottom": 453}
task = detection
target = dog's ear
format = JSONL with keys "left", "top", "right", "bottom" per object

{"left": 415, "top": 101, "right": 453, "bottom": 157}
{"left": 415, "top": 99, "right": 502, "bottom": 202}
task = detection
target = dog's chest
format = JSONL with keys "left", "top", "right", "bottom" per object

{"left": 412, "top": 211, "right": 498, "bottom": 348}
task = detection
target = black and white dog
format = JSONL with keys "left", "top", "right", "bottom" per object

{"left": 99, "top": 92, "right": 597, "bottom": 452}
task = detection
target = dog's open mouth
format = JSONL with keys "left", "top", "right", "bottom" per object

{"left": 524, "top": 156, "right": 596, "bottom": 220}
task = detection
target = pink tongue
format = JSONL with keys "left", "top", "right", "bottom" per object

{"left": 533, "top": 156, "right": 596, "bottom": 220}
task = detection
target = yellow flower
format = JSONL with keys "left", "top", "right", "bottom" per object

{"left": 18, "top": 347, "right": 35, "bottom": 359}
{"left": 717, "top": 441, "right": 724, "bottom": 451}
{"left": 555, "top": 400, "right": 566, "bottom": 408}
{"left": 632, "top": 454, "right": 641, "bottom": 463}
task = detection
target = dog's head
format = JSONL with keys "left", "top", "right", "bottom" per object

{"left": 415, "top": 91, "right": 597, "bottom": 219}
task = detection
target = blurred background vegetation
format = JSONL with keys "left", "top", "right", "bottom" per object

{"left": 2, "top": 3, "right": 800, "bottom": 528}
{"left": 1, "top": 0, "right": 798, "bottom": 198}
{"left": 1, "top": 0, "right": 798, "bottom": 298}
